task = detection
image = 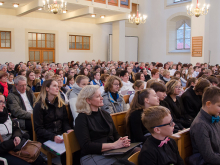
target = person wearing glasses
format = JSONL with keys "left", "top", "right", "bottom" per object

{"left": 138, "top": 106, "right": 184, "bottom": 165}
{"left": 101, "top": 76, "right": 127, "bottom": 114}
{"left": 7, "top": 76, "right": 36, "bottom": 140}
{"left": 163, "top": 80, "right": 193, "bottom": 132}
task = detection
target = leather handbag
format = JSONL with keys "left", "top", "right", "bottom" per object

{"left": 8, "top": 140, "right": 42, "bottom": 163}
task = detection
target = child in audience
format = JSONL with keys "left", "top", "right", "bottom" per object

{"left": 120, "top": 70, "right": 134, "bottom": 93}
{"left": 40, "top": 70, "right": 48, "bottom": 85}
{"left": 190, "top": 86, "right": 220, "bottom": 165}
{"left": 90, "top": 72, "right": 103, "bottom": 86}
{"left": 125, "top": 88, "right": 160, "bottom": 143}
{"left": 129, "top": 80, "right": 145, "bottom": 104}
{"left": 138, "top": 106, "right": 184, "bottom": 165}
{"left": 7, "top": 73, "right": 14, "bottom": 85}
{"left": 64, "top": 75, "right": 75, "bottom": 91}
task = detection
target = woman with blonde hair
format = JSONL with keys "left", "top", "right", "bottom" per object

{"left": 101, "top": 76, "right": 127, "bottom": 114}
{"left": 44, "top": 71, "right": 54, "bottom": 80}
{"left": 186, "top": 68, "right": 194, "bottom": 79}
{"left": 75, "top": 85, "right": 132, "bottom": 165}
{"left": 33, "top": 79, "right": 73, "bottom": 165}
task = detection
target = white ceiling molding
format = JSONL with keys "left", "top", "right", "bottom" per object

{"left": 16, "top": 0, "right": 43, "bottom": 16}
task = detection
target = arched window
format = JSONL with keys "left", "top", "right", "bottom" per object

{"left": 177, "top": 22, "right": 191, "bottom": 50}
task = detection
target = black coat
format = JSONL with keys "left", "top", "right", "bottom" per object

{"left": 181, "top": 87, "right": 202, "bottom": 118}
{"left": 75, "top": 109, "right": 120, "bottom": 158}
{"left": 27, "top": 82, "right": 41, "bottom": 93}
{"left": 33, "top": 98, "right": 71, "bottom": 144}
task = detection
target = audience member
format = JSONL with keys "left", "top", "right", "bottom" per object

{"left": 0, "top": 71, "right": 13, "bottom": 98}
{"left": 129, "top": 80, "right": 145, "bottom": 104}
{"left": 26, "top": 70, "right": 41, "bottom": 92}
{"left": 120, "top": 70, "right": 133, "bottom": 93}
{"left": 0, "top": 64, "right": 7, "bottom": 73}
{"left": 64, "top": 75, "right": 74, "bottom": 91}
{"left": 162, "top": 70, "right": 171, "bottom": 84}
{"left": 7, "top": 73, "right": 14, "bottom": 85}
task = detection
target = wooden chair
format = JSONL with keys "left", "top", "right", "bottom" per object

{"left": 128, "top": 151, "right": 140, "bottom": 165}
{"left": 34, "top": 92, "right": 40, "bottom": 98}
{"left": 170, "top": 128, "right": 192, "bottom": 163}
{"left": 65, "top": 104, "right": 74, "bottom": 128}
{"left": 63, "top": 131, "right": 81, "bottom": 165}
{"left": 111, "top": 111, "right": 127, "bottom": 137}
{"left": 31, "top": 114, "right": 56, "bottom": 165}
{"left": 123, "top": 95, "right": 130, "bottom": 104}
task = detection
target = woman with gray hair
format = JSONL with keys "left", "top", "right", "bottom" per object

{"left": 0, "top": 64, "right": 7, "bottom": 73}
{"left": 75, "top": 85, "right": 132, "bottom": 165}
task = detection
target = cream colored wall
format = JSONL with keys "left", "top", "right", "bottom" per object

{"left": 0, "top": 9, "right": 112, "bottom": 64}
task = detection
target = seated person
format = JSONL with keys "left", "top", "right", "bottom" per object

{"left": 33, "top": 79, "right": 73, "bottom": 165}
{"left": 69, "top": 75, "right": 89, "bottom": 125}
{"left": 185, "top": 77, "right": 198, "bottom": 91}
{"left": 190, "top": 86, "right": 220, "bottom": 165}
{"left": 64, "top": 75, "right": 75, "bottom": 91}
{"left": 125, "top": 88, "right": 159, "bottom": 143}
{"left": 181, "top": 78, "right": 210, "bottom": 118}
{"left": 120, "top": 70, "right": 134, "bottom": 93}
{"left": 126, "top": 66, "right": 135, "bottom": 83}
{"left": 138, "top": 106, "right": 184, "bottom": 165}
{"left": 151, "top": 69, "right": 160, "bottom": 81}
{"left": 150, "top": 82, "right": 167, "bottom": 106}
{"left": 100, "top": 74, "right": 110, "bottom": 94}
{"left": 164, "top": 80, "right": 193, "bottom": 130}
{"left": 0, "top": 71, "right": 13, "bottom": 99}
{"left": 90, "top": 72, "right": 103, "bottom": 86}
{"left": 75, "top": 85, "right": 132, "bottom": 165}
{"left": 7, "top": 73, "right": 14, "bottom": 85}
{"left": 0, "top": 93, "right": 45, "bottom": 165}
{"left": 207, "top": 76, "right": 219, "bottom": 86}
{"left": 7, "top": 76, "right": 36, "bottom": 140}
{"left": 56, "top": 69, "right": 67, "bottom": 85}
{"left": 101, "top": 76, "right": 127, "bottom": 114}
{"left": 26, "top": 70, "right": 41, "bottom": 92}
{"left": 162, "top": 70, "right": 171, "bottom": 84}
{"left": 129, "top": 80, "right": 145, "bottom": 104}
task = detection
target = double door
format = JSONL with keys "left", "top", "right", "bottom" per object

{"left": 29, "top": 49, "right": 55, "bottom": 63}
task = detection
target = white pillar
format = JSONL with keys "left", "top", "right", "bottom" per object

{"left": 112, "top": 20, "right": 125, "bottom": 61}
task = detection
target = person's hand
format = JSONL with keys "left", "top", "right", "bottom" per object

{"left": 67, "top": 129, "right": 73, "bottom": 133}
{"left": 113, "top": 136, "right": 130, "bottom": 149}
{"left": 14, "top": 137, "right": 21, "bottom": 146}
{"left": 54, "top": 136, "right": 63, "bottom": 143}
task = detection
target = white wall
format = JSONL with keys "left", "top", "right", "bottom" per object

{"left": 0, "top": 9, "right": 112, "bottom": 64}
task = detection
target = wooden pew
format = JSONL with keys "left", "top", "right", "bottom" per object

{"left": 170, "top": 128, "right": 192, "bottom": 164}
{"left": 34, "top": 92, "right": 40, "bottom": 98}
{"left": 123, "top": 95, "right": 130, "bottom": 104}
{"left": 128, "top": 151, "right": 140, "bottom": 165}
{"left": 63, "top": 131, "right": 81, "bottom": 165}
{"left": 31, "top": 114, "right": 56, "bottom": 165}
{"left": 111, "top": 111, "right": 127, "bottom": 137}
{"left": 65, "top": 104, "right": 74, "bottom": 128}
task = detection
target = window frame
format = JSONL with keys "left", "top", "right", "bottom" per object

{"left": 69, "top": 35, "right": 91, "bottom": 50}
{"left": 173, "top": 0, "right": 189, "bottom": 3}
{"left": 176, "top": 22, "right": 191, "bottom": 50}
{"left": 0, "top": 31, "right": 11, "bottom": 49}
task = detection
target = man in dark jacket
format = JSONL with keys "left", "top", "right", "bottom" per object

{"left": 7, "top": 75, "right": 36, "bottom": 140}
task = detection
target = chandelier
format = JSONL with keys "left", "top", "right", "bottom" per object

{"left": 43, "top": 0, "right": 67, "bottom": 14}
{"left": 128, "top": 4, "right": 147, "bottom": 25}
{"left": 187, "top": 0, "right": 209, "bottom": 17}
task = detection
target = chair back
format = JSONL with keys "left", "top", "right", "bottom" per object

{"left": 128, "top": 151, "right": 140, "bottom": 165}
{"left": 34, "top": 92, "right": 40, "bottom": 98}
{"left": 63, "top": 131, "right": 80, "bottom": 165}
{"left": 123, "top": 95, "right": 130, "bottom": 104}
{"left": 65, "top": 104, "right": 74, "bottom": 128}
{"left": 111, "top": 111, "right": 127, "bottom": 137}
{"left": 31, "top": 114, "right": 37, "bottom": 141}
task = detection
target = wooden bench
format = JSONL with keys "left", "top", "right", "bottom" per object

{"left": 65, "top": 104, "right": 74, "bottom": 128}
{"left": 123, "top": 95, "right": 130, "bottom": 104}
{"left": 111, "top": 111, "right": 127, "bottom": 137}
{"left": 63, "top": 131, "right": 81, "bottom": 165}
{"left": 31, "top": 114, "right": 56, "bottom": 165}
{"left": 34, "top": 92, "right": 40, "bottom": 98}
{"left": 170, "top": 128, "right": 192, "bottom": 164}
{"left": 128, "top": 151, "right": 140, "bottom": 165}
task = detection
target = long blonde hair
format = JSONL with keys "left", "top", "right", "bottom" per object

{"left": 34, "top": 79, "right": 65, "bottom": 109}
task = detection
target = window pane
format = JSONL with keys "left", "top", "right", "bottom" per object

{"left": 177, "top": 39, "right": 183, "bottom": 49}
{"left": 51, "top": 42, "right": 54, "bottom": 48}
{"left": 28, "top": 41, "right": 32, "bottom": 47}
{"left": 185, "top": 39, "right": 190, "bottom": 49}
{"left": 38, "top": 41, "right": 41, "bottom": 47}
{"left": 6, "top": 32, "right": 10, "bottom": 40}
{"left": 69, "top": 43, "right": 71, "bottom": 49}
{"left": 43, "top": 51, "right": 48, "bottom": 60}
{"left": 37, "top": 34, "right": 42, "bottom": 40}
{"left": 47, "top": 41, "right": 51, "bottom": 48}
{"left": 49, "top": 52, "right": 53, "bottom": 60}
{"left": 179, "top": 24, "right": 184, "bottom": 30}
{"left": 83, "top": 43, "right": 86, "bottom": 49}
{"left": 28, "top": 33, "right": 32, "bottom": 40}
{"left": 76, "top": 36, "right": 80, "bottom": 42}
{"left": 33, "top": 34, "right": 36, "bottom": 40}
{"left": 1, "top": 32, "right": 5, "bottom": 39}
{"left": 42, "top": 41, "right": 45, "bottom": 48}
{"left": 6, "top": 40, "right": 10, "bottom": 47}
{"left": 1, "top": 40, "right": 5, "bottom": 47}
{"left": 72, "top": 43, "right": 75, "bottom": 49}
{"left": 33, "top": 41, "right": 36, "bottom": 47}
{"left": 86, "top": 43, "right": 90, "bottom": 49}
{"left": 35, "top": 51, "right": 40, "bottom": 60}
{"left": 185, "top": 23, "right": 190, "bottom": 29}
{"left": 30, "top": 51, "right": 34, "bottom": 60}
{"left": 76, "top": 43, "right": 80, "bottom": 49}
{"left": 46, "top": 34, "right": 50, "bottom": 41}
{"left": 177, "top": 29, "right": 183, "bottom": 39}
{"left": 185, "top": 29, "right": 191, "bottom": 39}
{"left": 42, "top": 34, "right": 45, "bottom": 40}
{"left": 51, "top": 35, "right": 54, "bottom": 42}
{"left": 72, "top": 36, "right": 75, "bottom": 42}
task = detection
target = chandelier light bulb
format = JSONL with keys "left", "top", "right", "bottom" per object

{"left": 13, "top": 3, "right": 19, "bottom": 7}
{"left": 0, "top": 2, "right": 4, "bottom": 5}
{"left": 100, "top": 15, "right": 105, "bottom": 19}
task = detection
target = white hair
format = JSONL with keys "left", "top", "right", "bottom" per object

{"left": 36, "top": 65, "right": 42, "bottom": 69}
{"left": 50, "top": 63, "right": 55, "bottom": 68}
{"left": 14, "top": 75, "right": 27, "bottom": 85}
{"left": 0, "top": 64, "right": 7, "bottom": 70}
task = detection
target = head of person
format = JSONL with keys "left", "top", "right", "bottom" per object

{"left": 34, "top": 70, "right": 41, "bottom": 79}
{"left": 18, "top": 69, "right": 26, "bottom": 77}
{"left": 181, "top": 69, "right": 186, "bottom": 76}
{"left": 104, "top": 75, "right": 123, "bottom": 93}
{"left": 34, "top": 79, "right": 64, "bottom": 109}
{"left": 120, "top": 70, "right": 129, "bottom": 82}
{"left": 110, "top": 69, "right": 116, "bottom": 75}
{"left": 164, "top": 63, "right": 169, "bottom": 70}
{"left": 0, "top": 71, "right": 8, "bottom": 84}
{"left": 173, "top": 71, "right": 181, "bottom": 78}
{"left": 126, "top": 66, "right": 132, "bottom": 74}
{"left": 142, "top": 106, "right": 174, "bottom": 137}
{"left": 8, "top": 73, "right": 14, "bottom": 82}
{"left": 86, "top": 64, "right": 91, "bottom": 71}
{"left": 43, "top": 65, "right": 48, "bottom": 71}
{"left": 52, "top": 74, "right": 64, "bottom": 89}
{"left": 75, "top": 75, "right": 89, "bottom": 88}
{"left": 100, "top": 68, "right": 107, "bottom": 75}
{"left": 41, "top": 70, "right": 48, "bottom": 78}
{"left": 36, "top": 65, "right": 42, "bottom": 72}
{"left": 50, "top": 63, "right": 56, "bottom": 70}
{"left": 79, "top": 67, "right": 89, "bottom": 76}
{"left": 94, "top": 65, "right": 101, "bottom": 73}
{"left": 26, "top": 70, "right": 35, "bottom": 81}
{"left": 100, "top": 74, "right": 110, "bottom": 85}
{"left": 177, "top": 64, "right": 182, "bottom": 71}
{"left": 194, "top": 78, "right": 211, "bottom": 95}
{"left": 159, "top": 67, "right": 164, "bottom": 75}
{"left": 150, "top": 82, "right": 167, "bottom": 101}
{"left": 151, "top": 69, "right": 159, "bottom": 79}
{"left": 15, "top": 64, "right": 21, "bottom": 73}
{"left": 0, "top": 64, "right": 7, "bottom": 73}
{"left": 68, "top": 68, "right": 75, "bottom": 77}
{"left": 132, "top": 80, "right": 145, "bottom": 91}
{"left": 146, "top": 79, "right": 157, "bottom": 88}
{"left": 56, "top": 69, "right": 64, "bottom": 78}
{"left": 8, "top": 62, "right": 14, "bottom": 70}
{"left": 186, "top": 77, "right": 197, "bottom": 88}
{"left": 93, "top": 72, "right": 100, "bottom": 81}
{"left": 45, "top": 71, "right": 54, "bottom": 80}
{"left": 207, "top": 76, "right": 219, "bottom": 87}
{"left": 76, "top": 85, "right": 103, "bottom": 115}
{"left": 66, "top": 75, "right": 74, "bottom": 86}
{"left": 188, "top": 68, "right": 194, "bottom": 75}
{"left": 172, "top": 64, "right": 177, "bottom": 70}
{"left": 163, "top": 70, "right": 170, "bottom": 79}
{"left": 14, "top": 76, "right": 27, "bottom": 94}
{"left": 166, "top": 80, "right": 181, "bottom": 96}
{"left": 135, "top": 72, "right": 145, "bottom": 81}
{"left": 57, "top": 63, "right": 62, "bottom": 69}
{"left": 0, "top": 93, "right": 6, "bottom": 112}
{"left": 202, "top": 86, "right": 220, "bottom": 116}
{"left": 20, "top": 64, "right": 27, "bottom": 71}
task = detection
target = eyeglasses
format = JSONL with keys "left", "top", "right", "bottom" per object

{"left": 0, "top": 101, "right": 6, "bottom": 105}
{"left": 175, "top": 86, "right": 182, "bottom": 89}
{"left": 151, "top": 119, "right": 174, "bottom": 128}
